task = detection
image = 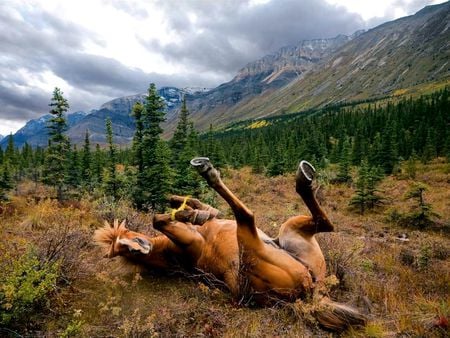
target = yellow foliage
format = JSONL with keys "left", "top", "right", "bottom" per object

{"left": 245, "top": 120, "right": 270, "bottom": 129}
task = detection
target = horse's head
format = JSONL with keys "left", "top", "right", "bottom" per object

{"left": 93, "top": 220, "right": 152, "bottom": 258}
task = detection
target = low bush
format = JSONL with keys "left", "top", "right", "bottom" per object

{"left": 0, "top": 248, "right": 59, "bottom": 327}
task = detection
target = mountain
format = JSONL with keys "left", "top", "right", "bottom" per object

{"left": 66, "top": 87, "right": 191, "bottom": 145}
{"left": 176, "top": 34, "right": 356, "bottom": 132}
{"left": 1, "top": 87, "right": 190, "bottom": 148}
{"left": 0, "top": 135, "right": 4, "bottom": 142}
{"left": 3, "top": 2, "right": 449, "bottom": 147}
{"left": 0, "top": 111, "right": 88, "bottom": 149}
{"left": 203, "top": 2, "right": 450, "bottom": 121}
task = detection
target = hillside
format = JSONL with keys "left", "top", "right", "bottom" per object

{"left": 1, "top": 160, "right": 448, "bottom": 336}
{"left": 173, "top": 34, "right": 355, "bottom": 134}
{"left": 214, "top": 2, "right": 450, "bottom": 121}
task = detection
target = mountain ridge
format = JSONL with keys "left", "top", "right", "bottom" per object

{"left": 2, "top": 1, "right": 449, "bottom": 148}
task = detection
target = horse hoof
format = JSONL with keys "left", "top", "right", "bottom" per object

{"left": 190, "top": 157, "right": 211, "bottom": 173}
{"left": 296, "top": 160, "right": 316, "bottom": 186}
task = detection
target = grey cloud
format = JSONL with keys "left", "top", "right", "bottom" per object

{"left": 143, "top": 0, "right": 365, "bottom": 74}
{"left": 0, "top": 2, "right": 195, "bottom": 124}
{"left": 0, "top": 85, "right": 50, "bottom": 121}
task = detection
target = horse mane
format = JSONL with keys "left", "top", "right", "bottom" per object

{"left": 93, "top": 219, "right": 127, "bottom": 255}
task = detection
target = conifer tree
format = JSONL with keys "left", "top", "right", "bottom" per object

{"left": 132, "top": 102, "right": 144, "bottom": 174}
{"left": 131, "top": 102, "right": 145, "bottom": 207}
{"left": 170, "top": 97, "right": 200, "bottom": 195}
{"left": 5, "top": 134, "right": 16, "bottom": 166}
{"left": 132, "top": 83, "right": 172, "bottom": 210}
{"left": 148, "top": 140, "right": 173, "bottom": 209}
{"left": 43, "top": 87, "right": 70, "bottom": 201}
{"left": 380, "top": 121, "right": 398, "bottom": 174}
{"left": 349, "top": 160, "right": 383, "bottom": 214}
{"left": 0, "top": 162, "right": 13, "bottom": 201}
{"left": 81, "top": 129, "right": 92, "bottom": 187}
{"left": 402, "top": 183, "right": 440, "bottom": 229}
{"left": 65, "top": 145, "right": 80, "bottom": 188}
{"left": 92, "top": 144, "right": 104, "bottom": 185}
{"left": 103, "top": 118, "right": 120, "bottom": 200}
{"left": 335, "top": 137, "right": 352, "bottom": 183}
{"left": 266, "top": 144, "right": 286, "bottom": 177}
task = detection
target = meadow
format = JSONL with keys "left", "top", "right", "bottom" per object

{"left": 0, "top": 159, "right": 449, "bottom": 337}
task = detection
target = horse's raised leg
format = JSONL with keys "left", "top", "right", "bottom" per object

{"left": 190, "top": 157, "right": 261, "bottom": 248}
{"left": 277, "top": 161, "right": 333, "bottom": 283}
{"left": 292, "top": 161, "right": 334, "bottom": 234}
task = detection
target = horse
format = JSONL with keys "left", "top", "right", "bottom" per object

{"left": 94, "top": 158, "right": 366, "bottom": 331}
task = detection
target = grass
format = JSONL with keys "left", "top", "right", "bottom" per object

{"left": 0, "top": 159, "right": 449, "bottom": 337}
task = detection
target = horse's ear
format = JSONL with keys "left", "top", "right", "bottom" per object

{"left": 119, "top": 220, "right": 127, "bottom": 230}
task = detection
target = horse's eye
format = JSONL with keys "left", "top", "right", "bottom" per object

{"left": 133, "top": 237, "right": 149, "bottom": 247}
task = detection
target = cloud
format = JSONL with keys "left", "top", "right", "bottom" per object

{"left": 0, "top": 1, "right": 230, "bottom": 128}
{"left": 0, "top": 0, "right": 440, "bottom": 134}
{"left": 141, "top": 0, "right": 365, "bottom": 74}
{"left": 102, "top": 0, "right": 149, "bottom": 19}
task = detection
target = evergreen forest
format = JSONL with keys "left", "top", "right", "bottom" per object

{"left": 1, "top": 86, "right": 449, "bottom": 210}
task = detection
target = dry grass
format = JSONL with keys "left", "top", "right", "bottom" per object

{"left": 0, "top": 160, "right": 449, "bottom": 337}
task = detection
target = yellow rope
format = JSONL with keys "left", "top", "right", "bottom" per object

{"left": 170, "top": 195, "right": 191, "bottom": 221}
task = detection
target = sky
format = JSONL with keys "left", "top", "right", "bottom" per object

{"left": 0, "top": 0, "right": 446, "bottom": 136}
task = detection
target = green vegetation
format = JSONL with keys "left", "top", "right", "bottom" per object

{"left": 206, "top": 88, "right": 449, "bottom": 177}
{"left": 0, "top": 249, "right": 59, "bottom": 326}
{"left": 43, "top": 87, "right": 70, "bottom": 201}
{"left": 0, "top": 86, "right": 448, "bottom": 336}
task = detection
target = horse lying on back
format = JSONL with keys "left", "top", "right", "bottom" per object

{"left": 94, "top": 159, "right": 366, "bottom": 331}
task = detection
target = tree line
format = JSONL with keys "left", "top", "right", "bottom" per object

{"left": 0, "top": 85, "right": 448, "bottom": 213}
{"left": 199, "top": 87, "right": 450, "bottom": 177}
{"left": 0, "top": 85, "right": 202, "bottom": 211}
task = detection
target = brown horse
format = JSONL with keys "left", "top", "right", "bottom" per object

{"left": 94, "top": 159, "right": 366, "bottom": 330}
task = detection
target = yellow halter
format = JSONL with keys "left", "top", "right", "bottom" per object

{"left": 170, "top": 195, "right": 191, "bottom": 221}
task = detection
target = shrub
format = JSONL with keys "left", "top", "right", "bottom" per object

{"left": 397, "top": 183, "right": 440, "bottom": 229}
{"left": 0, "top": 248, "right": 59, "bottom": 326}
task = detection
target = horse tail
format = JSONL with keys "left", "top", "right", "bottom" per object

{"left": 312, "top": 297, "right": 367, "bottom": 331}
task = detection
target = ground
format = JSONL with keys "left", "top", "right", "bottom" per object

{"left": 0, "top": 159, "right": 449, "bottom": 337}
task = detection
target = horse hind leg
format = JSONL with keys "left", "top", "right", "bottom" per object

{"left": 295, "top": 161, "right": 334, "bottom": 233}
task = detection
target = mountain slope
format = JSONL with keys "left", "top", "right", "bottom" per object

{"left": 0, "top": 111, "right": 88, "bottom": 149}
{"left": 3, "top": 2, "right": 449, "bottom": 147}
{"left": 2, "top": 87, "right": 188, "bottom": 148}
{"left": 177, "top": 34, "right": 354, "bottom": 133}
{"left": 216, "top": 2, "right": 450, "bottom": 120}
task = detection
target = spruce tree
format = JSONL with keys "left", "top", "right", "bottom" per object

{"left": 266, "top": 144, "right": 286, "bottom": 177}
{"left": 92, "top": 144, "right": 104, "bottom": 185}
{"left": 103, "top": 118, "right": 119, "bottom": 200}
{"left": 170, "top": 97, "right": 200, "bottom": 195}
{"left": 131, "top": 102, "right": 145, "bottom": 208}
{"left": 402, "top": 183, "right": 440, "bottom": 229}
{"left": 349, "top": 160, "right": 383, "bottom": 214}
{"left": 81, "top": 129, "right": 92, "bottom": 187}
{"left": 0, "top": 162, "right": 13, "bottom": 201}
{"left": 65, "top": 145, "right": 80, "bottom": 188}
{"left": 335, "top": 137, "right": 352, "bottom": 183}
{"left": 5, "top": 134, "right": 16, "bottom": 166}
{"left": 132, "top": 83, "right": 172, "bottom": 210}
{"left": 43, "top": 87, "right": 70, "bottom": 201}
